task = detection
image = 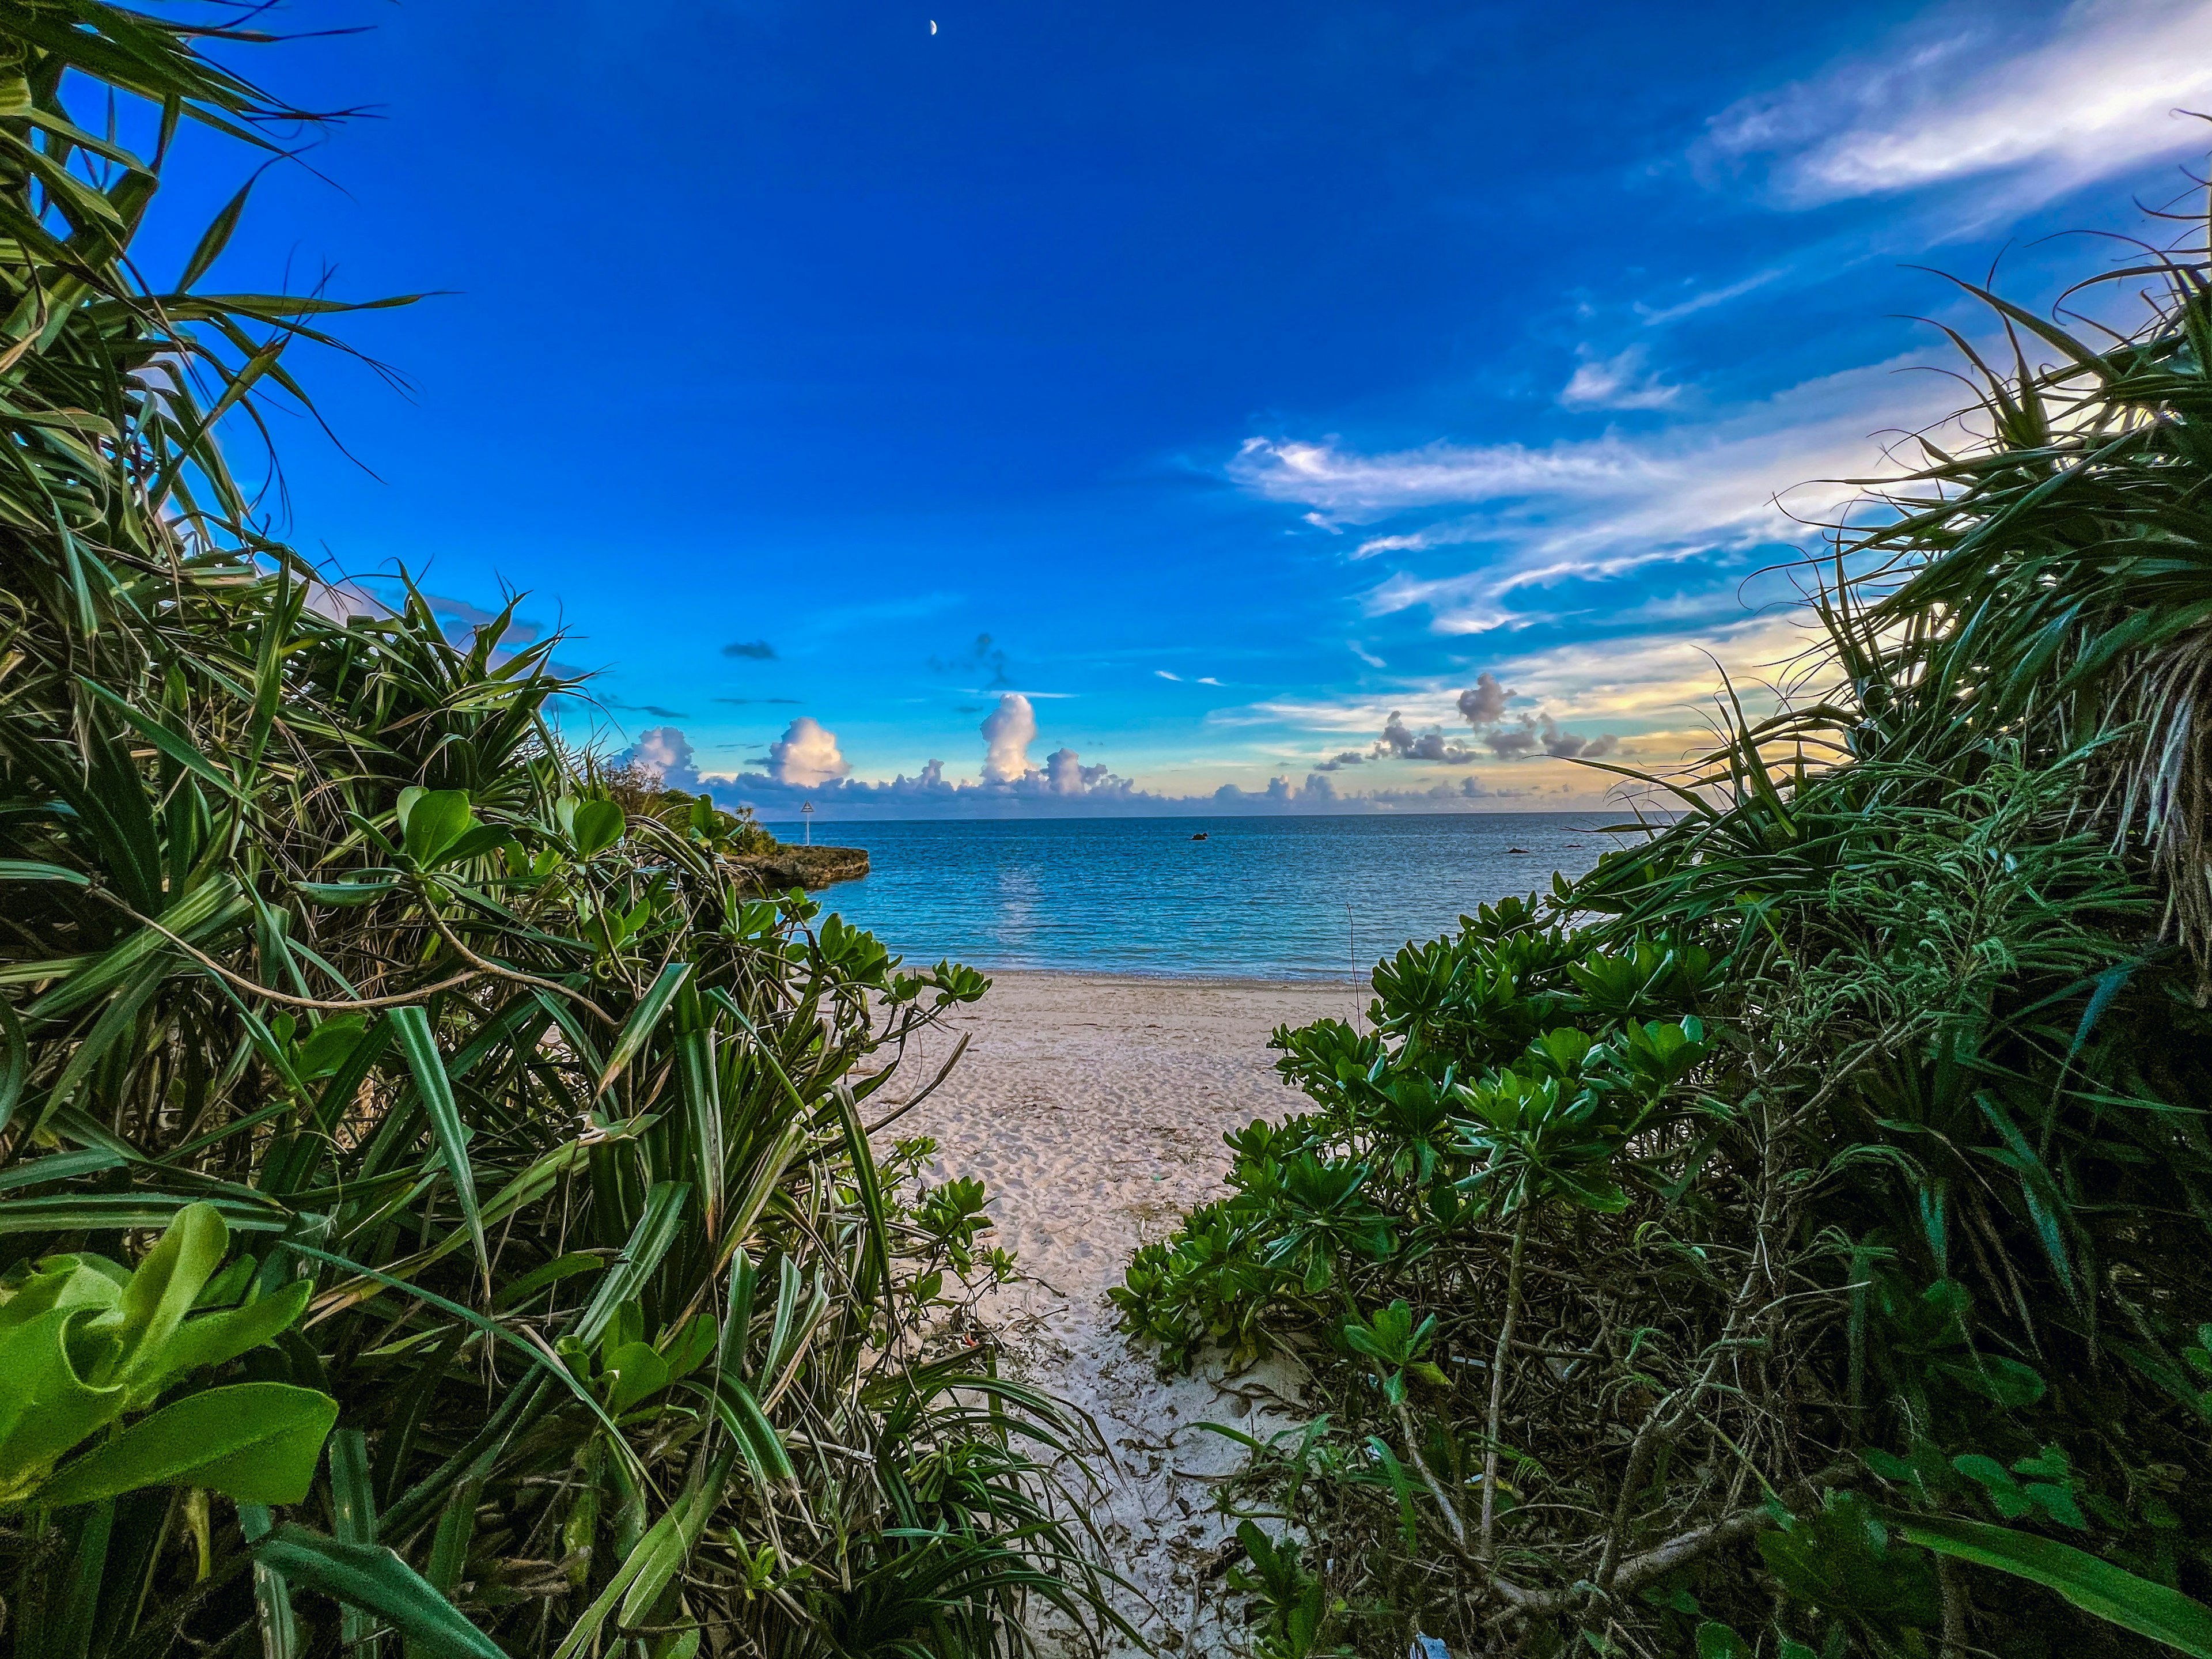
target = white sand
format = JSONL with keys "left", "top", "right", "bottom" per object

{"left": 876, "top": 972, "right": 1355, "bottom": 1653}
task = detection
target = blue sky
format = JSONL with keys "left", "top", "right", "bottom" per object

{"left": 173, "top": 0, "right": 2212, "bottom": 817}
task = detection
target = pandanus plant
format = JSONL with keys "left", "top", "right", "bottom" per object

{"left": 0, "top": 6, "right": 1123, "bottom": 1654}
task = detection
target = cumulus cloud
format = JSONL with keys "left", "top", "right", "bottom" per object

{"left": 1484, "top": 719, "right": 1541, "bottom": 759}
{"left": 1312, "top": 749, "right": 1367, "bottom": 772}
{"left": 1211, "top": 772, "right": 1522, "bottom": 810}
{"left": 722, "top": 639, "right": 776, "bottom": 660}
{"left": 1045, "top": 746, "right": 1116, "bottom": 796}
{"left": 768, "top": 716, "right": 850, "bottom": 786}
{"left": 1440, "top": 672, "right": 1622, "bottom": 763}
{"left": 980, "top": 693, "right": 1037, "bottom": 783}
{"left": 1540, "top": 715, "right": 1619, "bottom": 760}
{"left": 1457, "top": 672, "right": 1513, "bottom": 726}
{"left": 617, "top": 725, "right": 704, "bottom": 793}
{"left": 1559, "top": 344, "right": 1683, "bottom": 411}
{"left": 1702, "top": 0, "right": 2212, "bottom": 210}
{"left": 1372, "top": 710, "right": 1480, "bottom": 765}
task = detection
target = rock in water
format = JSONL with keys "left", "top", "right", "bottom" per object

{"left": 729, "top": 844, "right": 869, "bottom": 892}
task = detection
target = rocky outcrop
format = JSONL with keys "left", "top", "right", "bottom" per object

{"left": 728, "top": 844, "right": 869, "bottom": 892}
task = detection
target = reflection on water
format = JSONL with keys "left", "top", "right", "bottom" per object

{"left": 805, "top": 813, "right": 1643, "bottom": 981}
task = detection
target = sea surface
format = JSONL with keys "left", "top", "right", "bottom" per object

{"left": 801, "top": 813, "right": 1643, "bottom": 982}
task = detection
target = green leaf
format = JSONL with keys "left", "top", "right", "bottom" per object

{"left": 74, "top": 679, "right": 245, "bottom": 802}
{"left": 0, "top": 1306, "right": 124, "bottom": 1503}
{"left": 1900, "top": 1513, "right": 2212, "bottom": 1657}
{"left": 252, "top": 1523, "right": 506, "bottom": 1659}
{"left": 400, "top": 790, "right": 475, "bottom": 867}
{"left": 35, "top": 1382, "right": 337, "bottom": 1508}
{"left": 112, "top": 1201, "right": 230, "bottom": 1392}
{"left": 328, "top": 1427, "right": 378, "bottom": 1649}
{"left": 179, "top": 178, "right": 253, "bottom": 291}
{"left": 138, "top": 1278, "right": 312, "bottom": 1407}
{"left": 595, "top": 961, "right": 692, "bottom": 1100}
{"left": 241, "top": 1503, "right": 303, "bottom": 1659}
{"left": 0, "top": 997, "right": 25, "bottom": 1139}
{"left": 570, "top": 798, "right": 625, "bottom": 859}
{"left": 573, "top": 1184, "right": 691, "bottom": 1347}
{"left": 388, "top": 1007, "right": 488, "bottom": 1295}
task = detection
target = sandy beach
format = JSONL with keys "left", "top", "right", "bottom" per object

{"left": 877, "top": 971, "right": 1355, "bottom": 1652}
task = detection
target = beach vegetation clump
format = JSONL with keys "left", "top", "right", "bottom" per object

{"left": 0, "top": 7, "right": 1121, "bottom": 1656}
{"left": 1116, "top": 195, "right": 2212, "bottom": 1655}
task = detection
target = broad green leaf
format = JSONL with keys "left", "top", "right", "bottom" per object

{"left": 253, "top": 1523, "right": 507, "bottom": 1659}
{"left": 112, "top": 1201, "right": 230, "bottom": 1392}
{"left": 35, "top": 1382, "right": 337, "bottom": 1508}
{"left": 0, "top": 1306, "right": 124, "bottom": 1504}
{"left": 400, "top": 790, "right": 475, "bottom": 867}
{"left": 570, "top": 798, "right": 624, "bottom": 859}
{"left": 135, "top": 1279, "right": 312, "bottom": 1407}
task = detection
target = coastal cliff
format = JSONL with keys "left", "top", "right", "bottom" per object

{"left": 729, "top": 843, "right": 870, "bottom": 892}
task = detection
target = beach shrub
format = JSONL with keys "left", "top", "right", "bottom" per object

{"left": 0, "top": 7, "right": 1120, "bottom": 1656}
{"left": 1118, "top": 202, "right": 2212, "bottom": 1654}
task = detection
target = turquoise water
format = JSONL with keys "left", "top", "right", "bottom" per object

{"left": 804, "top": 813, "right": 1641, "bottom": 981}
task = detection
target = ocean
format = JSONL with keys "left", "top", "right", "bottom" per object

{"left": 797, "top": 813, "right": 1644, "bottom": 982}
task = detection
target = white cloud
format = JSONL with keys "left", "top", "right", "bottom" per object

{"left": 1706, "top": 0, "right": 2212, "bottom": 209}
{"left": 1559, "top": 344, "right": 1684, "bottom": 411}
{"left": 618, "top": 725, "right": 703, "bottom": 792}
{"left": 768, "top": 716, "right": 850, "bottom": 786}
{"left": 1217, "top": 607, "right": 1817, "bottom": 765}
{"left": 1236, "top": 353, "right": 1958, "bottom": 636}
{"left": 1353, "top": 532, "right": 1429, "bottom": 560}
{"left": 1155, "top": 669, "right": 1183, "bottom": 681}
{"left": 979, "top": 692, "right": 1037, "bottom": 783}
{"left": 1635, "top": 267, "right": 1790, "bottom": 325}
{"left": 1234, "top": 432, "right": 1645, "bottom": 516}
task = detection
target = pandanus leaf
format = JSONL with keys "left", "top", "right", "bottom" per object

{"left": 252, "top": 1522, "right": 506, "bottom": 1659}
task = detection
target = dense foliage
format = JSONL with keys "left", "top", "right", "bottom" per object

{"left": 1116, "top": 212, "right": 2212, "bottom": 1655}
{"left": 0, "top": 8, "right": 1119, "bottom": 1657}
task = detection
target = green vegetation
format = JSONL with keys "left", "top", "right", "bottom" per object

{"left": 0, "top": 7, "right": 1118, "bottom": 1656}
{"left": 1116, "top": 209, "right": 2212, "bottom": 1652}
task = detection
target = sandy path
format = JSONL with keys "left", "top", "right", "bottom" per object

{"left": 878, "top": 972, "right": 1353, "bottom": 1653}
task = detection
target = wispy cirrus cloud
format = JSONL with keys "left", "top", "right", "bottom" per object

{"left": 1237, "top": 353, "right": 1958, "bottom": 634}
{"left": 1703, "top": 0, "right": 2212, "bottom": 210}
{"left": 1558, "top": 343, "right": 1685, "bottom": 411}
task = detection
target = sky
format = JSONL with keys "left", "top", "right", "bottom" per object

{"left": 160, "top": 0, "right": 2212, "bottom": 817}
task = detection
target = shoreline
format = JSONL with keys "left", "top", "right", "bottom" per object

{"left": 967, "top": 964, "right": 1367, "bottom": 991}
